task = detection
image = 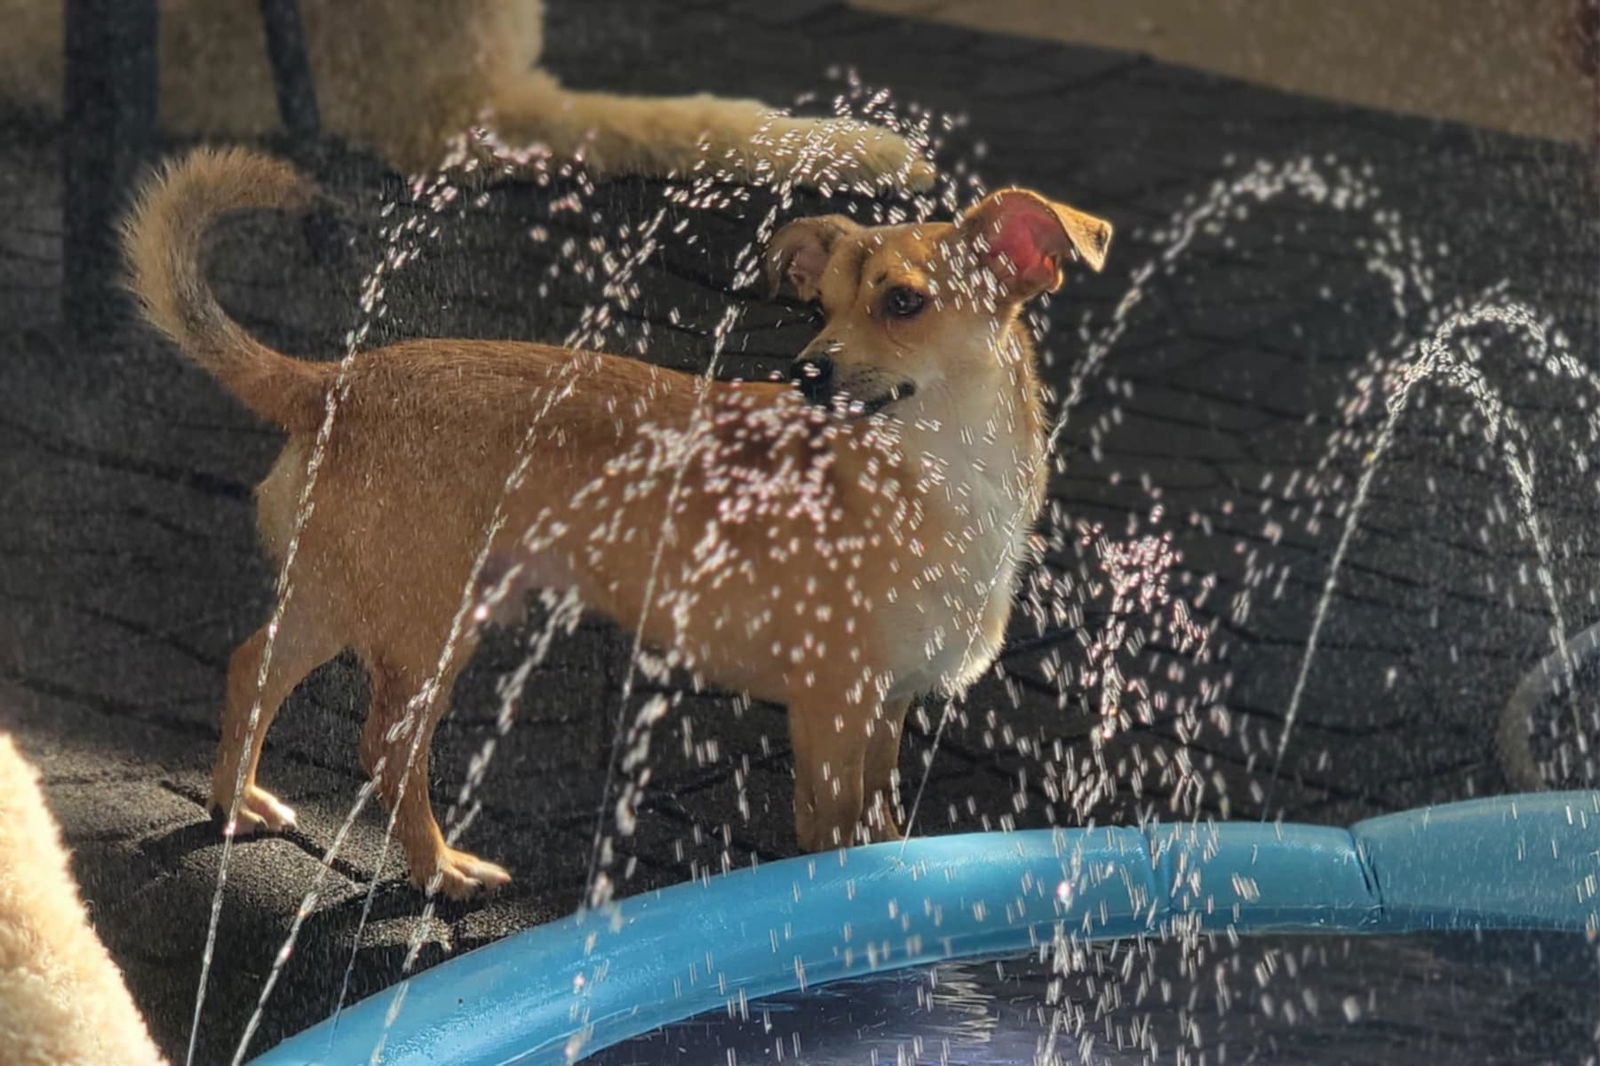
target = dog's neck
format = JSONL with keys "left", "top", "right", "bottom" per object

{"left": 890, "top": 319, "right": 1048, "bottom": 510}
{"left": 865, "top": 318, "right": 1048, "bottom": 699}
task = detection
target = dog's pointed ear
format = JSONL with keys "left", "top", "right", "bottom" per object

{"left": 958, "top": 188, "right": 1112, "bottom": 298}
{"left": 764, "top": 215, "right": 860, "bottom": 301}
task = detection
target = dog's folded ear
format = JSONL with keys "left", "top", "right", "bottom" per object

{"left": 764, "top": 215, "right": 861, "bottom": 301}
{"left": 958, "top": 189, "right": 1112, "bottom": 299}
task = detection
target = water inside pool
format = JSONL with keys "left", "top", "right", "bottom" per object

{"left": 588, "top": 931, "right": 1598, "bottom": 1065}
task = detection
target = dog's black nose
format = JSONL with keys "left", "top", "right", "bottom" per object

{"left": 791, "top": 354, "right": 835, "bottom": 406}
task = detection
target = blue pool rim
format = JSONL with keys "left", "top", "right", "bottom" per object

{"left": 249, "top": 792, "right": 1600, "bottom": 1066}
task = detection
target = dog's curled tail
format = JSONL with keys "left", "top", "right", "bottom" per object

{"left": 122, "top": 147, "right": 329, "bottom": 433}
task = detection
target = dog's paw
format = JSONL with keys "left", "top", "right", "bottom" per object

{"left": 865, "top": 820, "right": 906, "bottom": 844}
{"left": 863, "top": 797, "right": 905, "bottom": 844}
{"left": 416, "top": 847, "right": 512, "bottom": 900}
{"left": 755, "top": 114, "right": 936, "bottom": 192}
{"left": 215, "top": 784, "right": 298, "bottom": 837}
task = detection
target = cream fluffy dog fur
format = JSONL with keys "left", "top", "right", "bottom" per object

{"left": 0, "top": 0, "right": 932, "bottom": 187}
{"left": 0, "top": 734, "right": 166, "bottom": 1066}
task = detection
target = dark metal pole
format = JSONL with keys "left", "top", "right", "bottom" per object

{"left": 259, "top": 0, "right": 322, "bottom": 143}
{"left": 62, "top": 0, "right": 160, "bottom": 340}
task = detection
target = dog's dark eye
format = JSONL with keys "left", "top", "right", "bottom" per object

{"left": 883, "top": 286, "right": 926, "bottom": 319}
{"left": 807, "top": 300, "right": 827, "bottom": 327}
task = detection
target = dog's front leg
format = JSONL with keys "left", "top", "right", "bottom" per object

{"left": 483, "top": 70, "right": 934, "bottom": 190}
{"left": 788, "top": 693, "right": 872, "bottom": 851}
{"left": 862, "top": 697, "right": 911, "bottom": 843}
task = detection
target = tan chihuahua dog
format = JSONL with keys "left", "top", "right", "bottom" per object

{"left": 123, "top": 147, "right": 1110, "bottom": 898}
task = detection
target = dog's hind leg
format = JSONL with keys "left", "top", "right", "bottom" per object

{"left": 483, "top": 69, "right": 934, "bottom": 190}
{"left": 211, "top": 601, "right": 342, "bottom": 836}
{"left": 360, "top": 655, "right": 511, "bottom": 900}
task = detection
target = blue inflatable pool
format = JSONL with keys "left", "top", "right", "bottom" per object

{"left": 249, "top": 792, "right": 1600, "bottom": 1066}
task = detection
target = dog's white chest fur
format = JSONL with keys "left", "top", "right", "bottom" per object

{"left": 883, "top": 409, "right": 1040, "bottom": 699}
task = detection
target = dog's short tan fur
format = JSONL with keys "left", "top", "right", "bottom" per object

{"left": 123, "top": 147, "right": 1110, "bottom": 898}
{"left": 0, "top": 734, "right": 167, "bottom": 1066}
{"left": 1, "top": 0, "right": 930, "bottom": 188}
